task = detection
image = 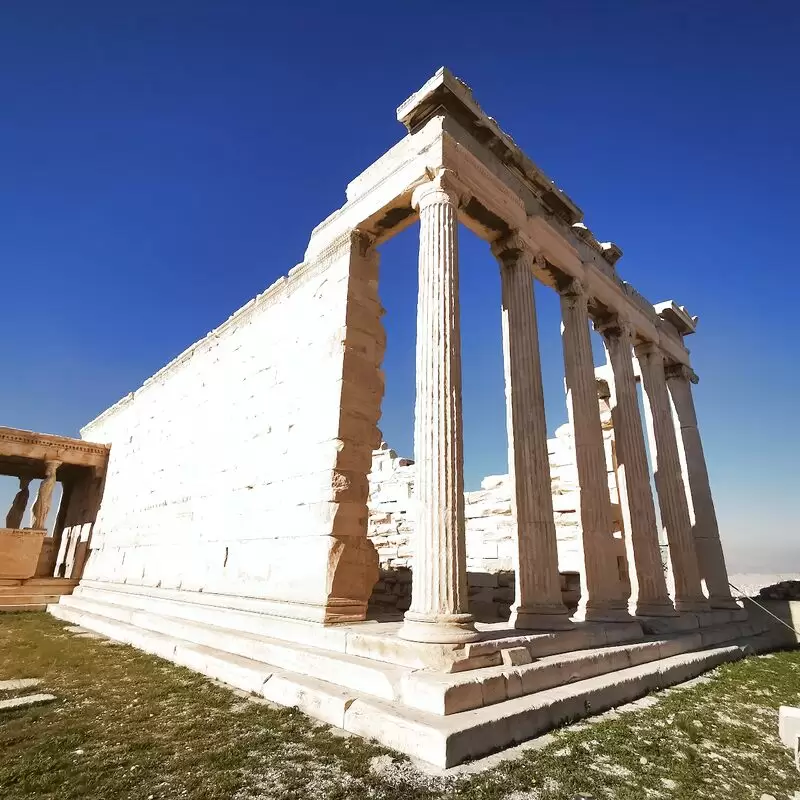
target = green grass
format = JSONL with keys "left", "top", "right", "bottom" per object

{"left": 1, "top": 613, "right": 799, "bottom": 799}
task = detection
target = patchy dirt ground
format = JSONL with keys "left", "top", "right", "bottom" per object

{"left": 1, "top": 613, "right": 799, "bottom": 800}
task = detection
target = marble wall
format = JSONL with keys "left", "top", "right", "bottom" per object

{"left": 80, "top": 233, "right": 383, "bottom": 622}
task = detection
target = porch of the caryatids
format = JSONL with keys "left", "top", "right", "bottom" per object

{"left": 665, "top": 363, "right": 738, "bottom": 609}
{"left": 399, "top": 169, "right": 478, "bottom": 644}
{"left": 596, "top": 317, "right": 676, "bottom": 617}
{"left": 492, "top": 234, "right": 573, "bottom": 630}
{"left": 558, "top": 278, "right": 630, "bottom": 621}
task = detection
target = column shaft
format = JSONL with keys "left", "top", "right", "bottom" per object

{"left": 666, "top": 365, "right": 738, "bottom": 608}
{"left": 559, "top": 281, "right": 629, "bottom": 621}
{"left": 598, "top": 320, "right": 675, "bottom": 616}
{"left": 494, "top": 237, "right": 572, "bottom": 630}
{"left": 636, "top": 344, "right": 708, "bottom": 612}
{"left": 400, "top": 171, "right": 478, "bottom": 644}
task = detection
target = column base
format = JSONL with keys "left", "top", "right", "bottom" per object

{"left": 630, "top": 599, "right": 678, "bottom": 617}
{"left": 510, "top": 605, "right": 575, "bottom": 631}
{"left": 707, "top": 595, "right": 742, "bottom": 610}
{"left": 574, "top": 602, "right": 635, "bottom": 624}
{"left": 398, "top": 611, "right": 480, "bottom": 644}
{"left": 674, "top": 596, "right": 711, "bottom": 613}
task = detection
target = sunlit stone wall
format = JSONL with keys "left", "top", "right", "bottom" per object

{"left": 80, "top": 234, "right": 383, "bottom": 621}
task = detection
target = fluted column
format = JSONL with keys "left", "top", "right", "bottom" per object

{"left": 665, "top": 364, "right": 738, "bottom": 609}
{"left": 596, "top": 318, "right": 675, "bottom": 617}
{"left": 636, "top": 343, "right": 709, "bottom": 612}
{"left": 400, "top": 169, "right": 478, "bottom": 644}
{"left": 30, "top": 460, "right": 62, "bottom": 530}
{"left": 559, "top": 280, "right": 629, "bottom": 621}
{"left": 493, "top": 235, "right": 572, "bottom": 630}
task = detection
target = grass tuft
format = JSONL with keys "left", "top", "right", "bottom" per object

{"left": 1, "top": 613, "right": 799, "bottom": 799}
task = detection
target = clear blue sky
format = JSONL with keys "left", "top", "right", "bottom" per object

{"left": 1, "top": 2, "right": 798, "bottom": 573}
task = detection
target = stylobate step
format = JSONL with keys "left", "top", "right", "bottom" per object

{"left": 55, "top": 593, "right": 404, "bottom": 701}
{"left": 400, "top": 621, "right": 756, "bottom": 714}
{"left": 73, "top": 583, "right": 352, "bottom": 654}
{"left": 0, "top": 582, "right": 77, "bottom": 595}
{"left": 0, "top": 594, "right": 63, "bottom": 605}
{"left": 47, "top": 600, "right": 775, "bottom": 768}
{"left": 48, "top": 603, "right": 363, "bottom": 727}
{"left": 345, "top": 635, "right": 775, "bottom": 767}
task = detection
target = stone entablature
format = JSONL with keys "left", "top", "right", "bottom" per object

{"left": 308, "top": 69, "right": 692, "bottom": 370}
{"left": 0, "top": 427, "right": 109, "bottom": 473}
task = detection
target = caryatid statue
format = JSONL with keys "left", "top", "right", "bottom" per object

{"left": 5, "top": 477, "right": 32, "bottom": 529}
{"left": 30, "top": 460, "right": 62, "bottom": 530}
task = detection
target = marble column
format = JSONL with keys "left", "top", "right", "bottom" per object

{"left": 666, "top": 364, "right": 738, "bottom": 609}
{"left": 5, "top": 477, "right": 32, "bottom": 528}
{"left": 30, "top": 460, "right": 62, "bottom": 531}
{"left": 558, "top": 279, "right": 629, "bottom": 621}
{"left": 400, "top": 170, "right": 478, "bottom": 644}
{"left": 596, "top": 318, "right": 675, "bottom": 617}
{"left": 636, "top": 343, "right": 709, "bottom": 612}
{"left": 493, "top": 235, "right": 572, "bottom": 630}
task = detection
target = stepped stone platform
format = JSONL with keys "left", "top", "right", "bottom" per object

{"left": 0, "top": 578, "right": 79, "bottom": 612}
{"left": 49, "top": 583, "right": 775, "bottom": 766}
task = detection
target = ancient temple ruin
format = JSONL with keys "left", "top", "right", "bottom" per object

{"left": 44, "top": 69, "right": 772, "bottom": 766}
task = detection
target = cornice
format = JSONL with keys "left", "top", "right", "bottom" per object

{"left": 0, "top": 427, "right": 109, "bottom": 460}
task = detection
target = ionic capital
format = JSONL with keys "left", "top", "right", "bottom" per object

{"left": 558, "top": 276, "right": 586, "bottom": 298}
{"left": 411, "top": 168, "right": 470, "bottom": 212}
{"left": 593, "top": 313, "right": 633, "bottom": 342}
{"left": 665, "top": 363, "right": 699, "bottom": 384}
{"left": 633, "top": 340, "right": 664, "bottom": 365}
{"left": 557, "top": 277, "right": 590, "bottom": 313}
{"left": 491, "top": 231, "right": 537, "bottom": 271}
{"left": 352, "top": 229, "right": 376, "bottom": 256}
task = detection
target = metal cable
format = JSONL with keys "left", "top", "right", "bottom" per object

{"left": 728, "top": 581, "right": 800, "bottom": 639}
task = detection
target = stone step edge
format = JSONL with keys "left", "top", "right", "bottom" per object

{"left": 48, "top": 603, "right": 358, "bottom": 727}
{"left": 401, "top": 620, "right": 760, "bottom": 715}
{"left": 76, "top": 579, "right": 347, "bottom": 629}
{"left": 53, "top": 592, "right": 759, "bottom": 721}
{"left": 73, "top": 582, "right": 354, "bottom": 654}
{"left": 0, "top": 595, "right": 65, "bottom": 605}
{"left": 72, "top": 583, "right": 641, "bottom": 671}
{"left": 53, "top": 594, "right": 406, "bottom": 701}
{"left": 348, "top": 635, "right": 776, "bottom": 767}
{"left": 0, "top": 586, "right": 77, "bottom": 596}
{"left": 62, "top": 593, "right": 681, "bottom": 717}
{"left": 0, "top": 579, "right": 78, "bottom": 588}
{"left": 47, "top": 601, "right": 776, "bottom": 768}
